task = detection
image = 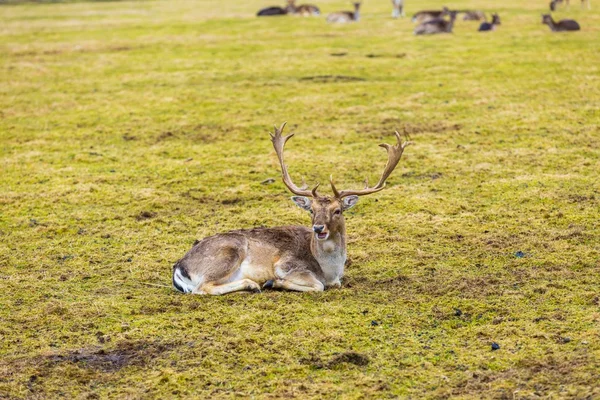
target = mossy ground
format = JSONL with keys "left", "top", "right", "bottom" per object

{"left": 1, "top": 0, "right": 599, "bottom": 398}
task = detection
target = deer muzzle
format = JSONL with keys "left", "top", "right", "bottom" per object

{"left": 313, "top": 225, "right": 329, "bottom": 240}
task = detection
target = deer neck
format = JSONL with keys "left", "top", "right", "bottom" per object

{"left": 447, "top": 16, "right": 456, "bottom": 31}
{"left": 310, "top": 223, "right": 347, "bottom": 285}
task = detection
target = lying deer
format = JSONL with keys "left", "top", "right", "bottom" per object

{"left": 172, "top": 123, "right": 410, "bottom": 295}
{"left": 550, "top": 0, "right": 590, "bottom": 10}
{"left": 479, "top": 13, "right": 501, "bottom": 31}
{"left": 294, "top": 3, "right": 321, "bottom": 16}
{"left": 327, "top": 2, "right": 361, "bottom": 23}
{"left": 462, "top": 10, "right": 486, "bottom": 21}
{"left": 414, "top": 10, "right": 458, "bottom": 35}
{"left": 391, "top": 0, "right": 405, "bottom": 18}
{"left": 257, "top": 0, "right": 296, "bottom": 16}
{"left": 412, "top": 7, "right": 449, "bottom": 23}
{"left": 542, "top": 14, "right": 580, "bottom": 31}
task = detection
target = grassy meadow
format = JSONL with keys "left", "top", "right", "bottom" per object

{"left": 1, "top": 0, "right": 600, "bottom": 398}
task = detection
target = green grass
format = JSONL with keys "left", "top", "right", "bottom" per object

{"left": 1, "top": 0, "right": 600, "bottom": 398}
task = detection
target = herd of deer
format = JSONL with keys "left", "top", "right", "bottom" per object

{"left": 256, "top": 0, "right": 588, "bottom": 33}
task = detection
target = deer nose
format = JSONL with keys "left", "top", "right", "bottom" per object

{"left": 313, "top": 225, "right": 325, "bottom": 233}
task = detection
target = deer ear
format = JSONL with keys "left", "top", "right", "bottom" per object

{"left": 342, "top": 195, "right": 359, "bottom": 210}
{"left": 291, "top": 196, "right": 312, "bottom": 211}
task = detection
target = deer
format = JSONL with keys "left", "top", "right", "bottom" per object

{"left": 293, "top": 3, "right": 321, "bottom": 16}
{"left": 542, "top": 14, "right": 580, "bottom": 31}
{"left": 479, "top": 13, "right": 501, "bottom": 31}
{"left": 550, "top": 0, "right": 590, "bottom": 10}
{"left": 327, "top": 2, "right": 361, "bottom": 23}
{"left": 412, "top": 7, "right": 449, "bottom": 23}
{"left": 414, "top": 10, "right": 458, "bottom": 35}
{"left": 257, "top": 0, "right": 296, "bottom": 16}
{"left": 391, "top": 0, "right": 405, "bottom": 18}
{"left": 172, "top": 123, "right": 410, "bottom": 295}
{"left": 461, "top": 10, "right": 486, "bottom": 21}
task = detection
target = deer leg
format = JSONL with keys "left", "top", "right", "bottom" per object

{"left": 195, "top": 279, "right": 261, "bottom": 295}
{"left": 328, "top": 279, "right": 342, "bottom": 288}
{"left": 267, "top": 269, "right": 325, "bottom": 292}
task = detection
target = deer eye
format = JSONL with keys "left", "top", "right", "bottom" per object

{"left": 334, "top": 209, "right": 342, "bottom": 215}
{"left": 309, "top": 209, "right": 314, "bottom": 214}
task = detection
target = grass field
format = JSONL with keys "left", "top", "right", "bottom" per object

{"left": 1, "top": 0, "right": 600, "bottom": 398}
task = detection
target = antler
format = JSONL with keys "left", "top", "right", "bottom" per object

{"left": 270, "top": 122, "right": 319, "bottom": 197}
{"left": 330, "top": 131, "right": 411, "bottom": 199}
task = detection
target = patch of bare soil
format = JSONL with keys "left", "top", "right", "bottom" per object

{"left": 360, "top": 118, "right": 462, "bottom": 139}
{"left": 136, "top": 211, "right": 157, "bottom": 220}
{"left": 221, "top": 197, "right": 242, "bottom": 205}
{"left": 327, "top": 352, "right": 370, "bottom": 367}
{"left": 450, "top": 353, "right": 597, "bottom": 397}
{"left": 299, "top": 75, "right": 366, "bottom": 83}
{"left": 366, "top": 53, "right": 406, "bottom": 58}
{"left": 156, "top": 124, "right": 237, "bottom": 143}
{"left": 0, "top": 340, "right": 181, "bottom": 390}
{"left": 300, "top": 351, "right": 370, "bottom": 369}
{"left": 42, "top": 341, "right": 177, "bottom": 372}
{"left": 12, "top": 45, "right": 140, "bottom": 57}
{"left": 376, "top": 275, "right": 410, "bottom": 286}
{"left": 567, "top": 194, "right": 596, "bottom": 203}
{"left": 181, "top": 189, "right": 214, "bottom": 203}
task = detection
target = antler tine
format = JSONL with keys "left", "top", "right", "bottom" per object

{"left": 329, "top": 175, "right": 340, "bottom": 198}
{"left": 335, "top": 130, "right": 411, "bottom": 199}
{"left": 311, "top": 183, "right": 320, "bottom": 198}
{"left": 270, "top": 122, "right": 314, "bottom": 197}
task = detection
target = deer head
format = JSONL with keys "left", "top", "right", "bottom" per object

{"left": 542, "top": 14, "right": 553, "bottom": 25}
{"left": 270, "top": 123, "right": 410, "bottom": 241}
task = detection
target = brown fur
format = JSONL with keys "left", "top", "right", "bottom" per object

{"left": 294, "top": 4, "right": 320, "bottom": 16}
{"left": 414, "top": 11, "right": 458, "bottom": 35}
{"left": 412, "top": 7, "right": 449, "bottom": 23}
{"left": 542, "top": 14, "right": 581, "bottom": 31}
{"left": 462, "top": 10, "right": 485, "bottom": 21}
{"left": 173, "top": 200, "right": 347, "bottom": 294}
{"left": 327, "top": 2, "right": 361, "bottom": 23}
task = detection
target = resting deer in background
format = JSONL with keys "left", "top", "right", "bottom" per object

{"left": 550, "top": 0, "right": 590, "bottom": 10}
{"left": 414, "top": 10, "right": 458, "bottom": 35}
{"left": 542, "top": 14, "right": 580, "bottom": 31}
{"left": 327, "top": 2, "right": 361, "bottom": 23}
{"left": 391, "top": 0, "right": 405, "bottom": 18}
{"left": 412, "top": 7, "right": 449, "bottom": 23}
{"left": 257, "top": 0, "right": 296, "bottom": 16}
{"left": 294, "top": 2, "right": 321, "bottom": 16}
{"left": 461, "top": 10, "right": 486, "bottom": 21}
{"left": 172, "top": 123, "right": 410, "bottom": 295}
{"left": 479, "top": 13, "right": 501, "bottom": 31}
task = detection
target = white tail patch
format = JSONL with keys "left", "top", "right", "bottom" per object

{"left": 173, "top": 267, "right": 200, "bottom": 293}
